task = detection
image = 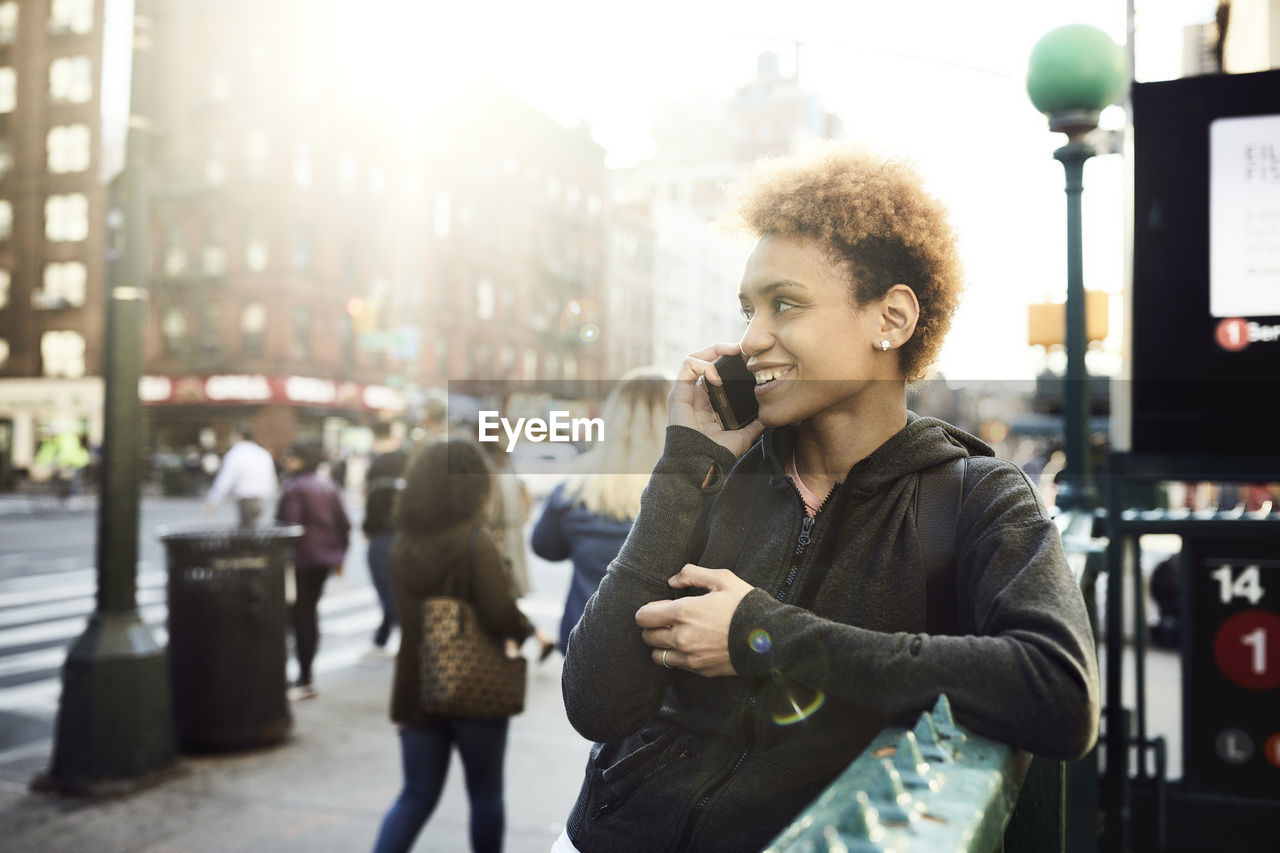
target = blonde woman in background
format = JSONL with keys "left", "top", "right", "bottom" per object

{"left": 531, "top": 369, "right": 671, "bottom": 654}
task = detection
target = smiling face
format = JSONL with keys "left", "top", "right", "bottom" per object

{"left": 737, "top": 234, "right": 905, "bottom": 429}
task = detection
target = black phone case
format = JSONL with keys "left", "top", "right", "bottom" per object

{"left": 707, "top": 355, "right": 759, "bottom": 430}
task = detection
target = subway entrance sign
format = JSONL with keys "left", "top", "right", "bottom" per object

{"left": 1182, "top": 536, "right": 1280, "bottom": 795}
{"left": 1130, "top": 69, "right": 1280, "bottom": 457}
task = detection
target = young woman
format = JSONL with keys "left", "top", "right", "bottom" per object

{"left": 373, "top": 438, "right": 551, "bottom": 853}
{"left": 275, "top": 437, "right": 350, "bottom": 700}
{"left": 531, "top": 368, "right": 671, "bottom": 654}
{"left": 556, "top": 145, "right": 1100, "bottom": 852}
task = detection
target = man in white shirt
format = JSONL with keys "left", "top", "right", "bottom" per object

{"left": 205, "top": 429, "right": 278, "bottom": 527}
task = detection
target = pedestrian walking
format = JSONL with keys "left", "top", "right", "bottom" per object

{"left": 33, "top": 428, "right": 90, "bottom": 507}
{"left": 276, "top": 437, "right": 351, "bottom": 700}
{"left": 556, "top": 144, "right": 1100, "bottom": 852}
{"left": 373, "top": 438, "right": 553, "bottom": 853}
{"left": 531, "top": 369, "right": 670, "bottom": 655}
{"left": 205, "top": 427, "right": 278, "bottom": 526}
{"left": 364, "top": 421, "right": 408, "bottom": 653}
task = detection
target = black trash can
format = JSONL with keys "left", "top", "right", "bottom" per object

{"left": 157, "top": 523, "right": 303, "bottom": 751}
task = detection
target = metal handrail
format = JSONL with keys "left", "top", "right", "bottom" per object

{"left": 765, "top": 694, "right": 1039, "bottom": 852}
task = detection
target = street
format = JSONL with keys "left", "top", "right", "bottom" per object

{"left": 0, "top": 492, "right": 592, "bottom": 852}
{"left": 0, "top": 491, "right": 1193, "bottom": 851}
{"left": 0, "top": 494, "right": 392, "bottom": 758}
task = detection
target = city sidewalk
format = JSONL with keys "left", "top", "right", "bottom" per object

{"left": 1, "top": 652, "right": 589, "bottom": 853}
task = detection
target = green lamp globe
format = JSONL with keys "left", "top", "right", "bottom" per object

{"left": 1026, "top": 24, "right": 1127, "bottom": 137}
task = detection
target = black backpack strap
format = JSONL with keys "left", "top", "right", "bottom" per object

{"left": 916, "top": 456, "right": 968, "bottom": 634}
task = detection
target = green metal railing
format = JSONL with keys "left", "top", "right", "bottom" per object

{"left": 765, "top": 694, "right": 1058, "bottom": 853}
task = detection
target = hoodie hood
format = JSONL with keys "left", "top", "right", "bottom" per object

{"left": 761, "top": 411, "right": 993, "bottom": 498}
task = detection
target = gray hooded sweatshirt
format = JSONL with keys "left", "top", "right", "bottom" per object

{"left": 561, "top": 414, "right": 1100, "bottom": 852}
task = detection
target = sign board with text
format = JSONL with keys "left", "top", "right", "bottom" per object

{"left": 1182, "top": 537, "right": 1280, "bottom": 795}
{"left": 1131, "top": 69, "right": 1280, "bottom": 457}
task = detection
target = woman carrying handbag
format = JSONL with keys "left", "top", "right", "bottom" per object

{"left": 373, "top": 438, "right": 553, "bottom": 853}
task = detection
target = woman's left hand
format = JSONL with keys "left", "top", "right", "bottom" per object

{"left": 636, "top": 564, "right": 755, "bottom": 677}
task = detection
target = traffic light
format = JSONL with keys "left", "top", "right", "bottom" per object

{"left": 346, "top": 296, "right": 378, "bottom": 335}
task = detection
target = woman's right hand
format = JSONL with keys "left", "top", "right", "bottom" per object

{"left": 670, "top": 343, "right": 766, "bottom": 459}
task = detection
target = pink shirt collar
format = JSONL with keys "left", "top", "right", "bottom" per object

{"left": 785, "top": 452, "right": 823, "bottom": 518}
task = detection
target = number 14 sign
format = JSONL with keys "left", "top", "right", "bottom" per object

{"left": 1210, "top": 566, "right": 1280, "bottom": 691}
{"left": 1186, "top": 542, "right": 1280, "bottom": 793}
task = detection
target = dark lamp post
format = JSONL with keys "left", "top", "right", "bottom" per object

{"left": 1026, "top": 24, "right": 1125, "bottom": 513}
{"left": 1027, "top": 24, "right": 1126, "bottom": 852}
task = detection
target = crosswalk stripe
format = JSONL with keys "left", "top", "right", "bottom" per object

{"left": 0, "top": 570, "right": 166, "bottom": 609}
{"left": 0, "top": 587, "right": 167, "bottom": 628}
{"left": 0, "top": 587, "right": 386, "bottom": 709}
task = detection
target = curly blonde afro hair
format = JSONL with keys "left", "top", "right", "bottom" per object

{"left": 726, "top": 144, "right": 964, "bottom": 380}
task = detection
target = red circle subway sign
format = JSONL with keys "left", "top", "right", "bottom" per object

{"left": 1215, "top": 318, "right": 1250, "bottom": 352}
{"left": 1213, "top": 609, "right": 1280, "bottom": 691}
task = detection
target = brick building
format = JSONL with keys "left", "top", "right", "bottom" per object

{"left": 0, "top": 0, "right": 610, "bottom": 479}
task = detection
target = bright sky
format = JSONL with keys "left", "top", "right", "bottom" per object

{"left": 345, "top": 0, "right": 1222, "bottom": 380}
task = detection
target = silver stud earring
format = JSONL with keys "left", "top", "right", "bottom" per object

{"left": 879, "top": 339, "right": 891, "bottom": 352}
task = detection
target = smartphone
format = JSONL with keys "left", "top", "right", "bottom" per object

{"left": 707, "top": 354, "right": 759, "bottom": 430}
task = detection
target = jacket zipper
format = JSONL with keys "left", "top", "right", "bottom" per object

{"left": 591, "top": 747, "right": 691, "bottom": 820}
{"left": 776, "top": 480, "right": 838, "bottom": 603}
{"left": 775, "top": 515, "right": 814, "bottom": 603}
{"left": 677, "top": 746, "right": 751, "bottom": 850}
{"left": 674, "top": 485, "right": 832, "bottom": 850}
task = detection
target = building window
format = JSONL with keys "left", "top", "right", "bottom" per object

{"left": 244, "top": 220, "right": 269, "bottom": 272}
{"left": 49, "top": 56, "right": 93, "bottom": 104}
{"left": 0, "top": 338, "right": 7, "bottom": 369}
{"left": 41, "top": 330, "right": 85, "bottom": 377}
{"left": 244, "top": 131, "right": 270, "bottom": 180}
{"left": 47, "top": 124, "right": 91, "bottom": 173}
{"left": 161, "top": 307, "right": 187, "bottom": 357}
{"left": 476, "top": 277, "right": 495, "bottom": 320}
{"left": 0, "top": 138, "right": 12, "bottom": 180}
{"left": 0, "top": 199, "right": 11, "bottom": 241}
{"left": 163, "top": 245, "right": 186, "bottom": 276}
{"left": 205, "top": 138, "right": 227, "bottom": 185}
{"left": 0, "top": 267, "right": 9, "bottom": 308}
{"left": 0, "top": 3, "right": 16, "bottom": 45}
{"left": 45, "top": 193, "right": 88, "bottom": 241}
{"left": 36, "top": 261, "right": 86, "bottom": 308}
{"left": 292, "top": 307, "right": 310, "bottom": 359}
{"left": 240, "top": 301, "right": 265, "bottom": 356}
{"left": 523, "top": 348, "right": 537, "bottom": 380}
{"left": 203, "top": 219, "right": 227, "bottom": 274}
{"left": 203, "top": 245, "right": 227, "bottom": 275}
{"left": 48, "top": 0, "right": 93, "bottom": 35}
{"left": 0, "top": 68, "right": 15, "bottom": 113}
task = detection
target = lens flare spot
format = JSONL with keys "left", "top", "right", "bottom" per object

{"left": 579, "top": 323, "right": 600, "bottom": 342}
{"left": 772, "top": 689, "right": 826, "bottom": 727}
{"left": 748, "top": 629, "right": 772, "bottom": 654}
